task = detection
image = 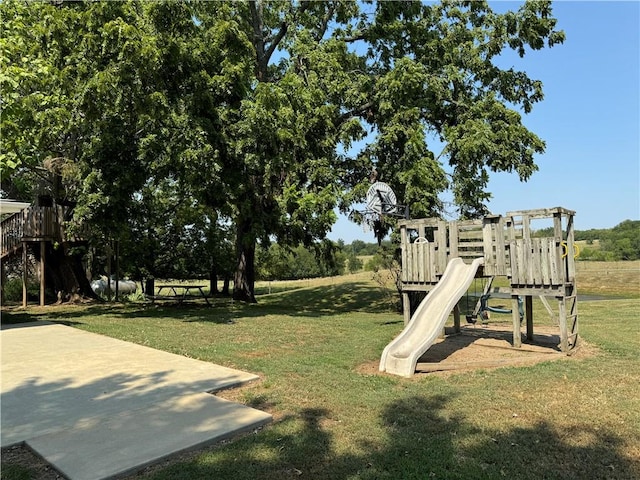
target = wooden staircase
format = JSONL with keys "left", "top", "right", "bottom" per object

{"left": 1, "top": 206, "right": 58, "bottom": 260}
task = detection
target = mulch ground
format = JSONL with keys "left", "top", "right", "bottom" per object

{"left": 358, "top": 322, "right": 595, "bottom": 377}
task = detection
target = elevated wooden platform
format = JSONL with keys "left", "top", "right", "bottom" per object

{"left": 1, "top": 205, "right": 86, "bottom": 306}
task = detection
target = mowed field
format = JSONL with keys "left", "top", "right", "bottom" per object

{"left": 575, "top": 260, "right": 639, "bottom": 296}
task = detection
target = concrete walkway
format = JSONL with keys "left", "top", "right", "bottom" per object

{"left": 1, "top": 322, "right": 272, "bottom": 480}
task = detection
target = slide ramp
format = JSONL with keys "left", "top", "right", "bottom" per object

{"left": 380, "top": 257, "right": 484, "bottom": 377}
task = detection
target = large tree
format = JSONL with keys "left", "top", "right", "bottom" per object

{"left": 1, "top": 1, "right": 565, "bottom": 303}
{"left": 198, "top": 0, "right": 564, "bottom": 301}
{"left": 1, "top": 1, "right": 232, "bottom": 298}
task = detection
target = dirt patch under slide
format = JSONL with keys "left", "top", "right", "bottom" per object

{"left": 361, "top": 324, "right": 596, "bottom": 377}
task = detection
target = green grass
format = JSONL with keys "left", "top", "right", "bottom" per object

{"left": 0, "top": 464, "right": 33, "bottom": 480}
{"left": 2, "top": 266, "right": 639, "bottom": 479}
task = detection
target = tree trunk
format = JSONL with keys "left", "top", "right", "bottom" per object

{"left": 144, "top": 277, "right": 155, "bottom": 297}
{"left": 209, "top": 264, "right": 219, "bottom": 295}
{"left": 222, "top": 274, "right": 230, "bottom": 296}
{"left": 232, "top": 217, "right": 257, "bottom": 303}
{"left": 34, "top": 242, "right": 100, "bottom": 303}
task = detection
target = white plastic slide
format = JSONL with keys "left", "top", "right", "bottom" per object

{"left": 380, "top": 257, "right": 485, "bottom": 377}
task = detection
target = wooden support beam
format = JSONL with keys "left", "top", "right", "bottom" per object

{"left": 402, "top": 292, "right": 411, "bottom": 325}
{"left": 539, "top": 295, "right": 556, "bottom": 322}
{"left": 40, "top": 240, "right": 45, "bottom": 306}
{"left": 525, "top": 295, "right": 534, "bottom": 341}
{"left": 512, "top": 295, "right": 521, "bottom": 348}
{"left": 558, "top": 296, "right": 569, "bottom": 352}
{"left": 453, "top": 304, "right": 461, "bottom": 333}
{"left": 22, "top": 242, "right": 27, "bottom": 308}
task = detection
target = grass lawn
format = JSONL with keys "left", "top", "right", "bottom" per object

{"left": 1, "top": 263, "right": 639, "bottom": 479}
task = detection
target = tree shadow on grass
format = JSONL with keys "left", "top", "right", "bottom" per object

{"left": 141, "top": 393, "right": 638, "bottom": 480}
{"left": 1, "top": 280, "right": 398, "bottom": 327}
{"left": 255, "top": 282, "right": 394, "bottom": 315}
{"left": 0, "top": 303, "right": 235, "bottom": 326}
{"left": 2, "top": 362, "right": 637, "bottom": 480}
{"left": 465, "top": 421, "right": 639, "bottom": 480}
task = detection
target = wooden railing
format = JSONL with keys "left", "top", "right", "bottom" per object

{"left": 0, "top": 206, "right": 83, "bottom": 258}
{"left": 399, "top": 207, "right": 576, "bottom": 290}
{"left": 399, "top": 218, "right": 487, "bottom": 285}
{"left": 509, "top": 237, "right": 564, "bottom": 287}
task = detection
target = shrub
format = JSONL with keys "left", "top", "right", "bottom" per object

{"left": 2, "top": 278, "right": 38, "bottom": 302}
{"left": 346, "top": 253, "right": 363, "bottom": 273}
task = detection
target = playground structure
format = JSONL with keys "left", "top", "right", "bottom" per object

{"left": 0, "top": 201, "right": 95, "bottom": 305}
{"left": 380, "top": 207, "right": 579, "bottom": 377}
{"left": 1, "top": 203, "right": 69, "bottom": 306}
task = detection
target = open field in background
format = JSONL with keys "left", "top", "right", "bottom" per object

{"left": 575, "top": 260, "right": 640, "bottom": 297}
{"left": 575, "top": 239, "right": 601, "bottom": 250}
{"left": 1, "top": 260, "right": 639, "bottom": 479}
{"left": 251, "top": 260, "right": 640, "bottom": 299}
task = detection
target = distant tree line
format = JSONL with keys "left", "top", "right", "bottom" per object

{"left": 535, "top": 220, "right": 639, "bottom": 260}
{"left": 256, "top": 242, "right": 346, "bottom": 281}
{"left": 269, "top": 218, "right": 640, "bottom": 282}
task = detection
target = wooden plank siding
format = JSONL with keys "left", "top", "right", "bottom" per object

{"left": 399, "top": 207, "right": 576, "bottom": 292}
{"left": 508, "top": 237, "right": 566, "bottom": 287}
{"left": 399, "top": 218, "right": 485, "bottom": 284}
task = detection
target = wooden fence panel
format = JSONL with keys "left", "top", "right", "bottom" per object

{"left": 550, "top": 241, "right": 561, "bottom": 285}
{"left": 509, "top": 237, "right": 564, "bottom": 287}
{"left": 409, "top": 243, "right": 417, "bottom": 282}
{"left": 436, "top": 221, "right": 448, "bottom": 274}
{"left": 429, "top": 242, "right": 437, "bottom": 282}
{"left": 417, "top": 243, "right": 425, "bottom": 283}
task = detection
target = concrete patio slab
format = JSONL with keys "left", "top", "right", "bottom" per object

{"left": 28, "top": 392, "right": 271, "bottom": 480}
{"left": 1, "top": 321, "right": 272, "bottom": 479}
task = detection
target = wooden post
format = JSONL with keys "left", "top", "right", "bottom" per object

{"left": 565, "top": 213, "right": 576, "bottom": 283}
{"left": 525, "top": 295, "right": 533, "bottom": 341}
{"left": 453, "top": 304, "right": 461, "bottom": 333}
{"left": 403, "top": 292, "right": 411, "bottom": 325}
{"left": 40, "top": 240, "right": 45, "bottom": 306}
{"left": 0, "top": 260, "right": 5, "bottom": 306}
{"left": 482, "top": 218, "right": 494, "bottom": 275}
{"left": 511, "top": 294, "right": 521, "bottom": 348}
{"left": 22, "top": 242, "right": 27, "bottom": 307}
{"left": 115, "top": 240, "right": 120, "bottom": 302}
{"left": 558, "top": 297, "right": 568, "bottom": 352}
{"left": 400, "top": 225, "right": 408, "bottom": 283}
{"left": 522, "top": 214, "right": 531, "bottom": 241}
{"left": 106, "top": 242, "right": 112, "bottom": 302}
{"left": 449, "top": 221, "right": 459, "bottom": 258}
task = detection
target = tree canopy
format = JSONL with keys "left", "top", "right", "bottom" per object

{"left": 1, "top": 0, "right": 565, "bottom": 302}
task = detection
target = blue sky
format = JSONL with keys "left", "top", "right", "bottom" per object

{"left": 328, "top": 1, "right": 640, "bottom": 243}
